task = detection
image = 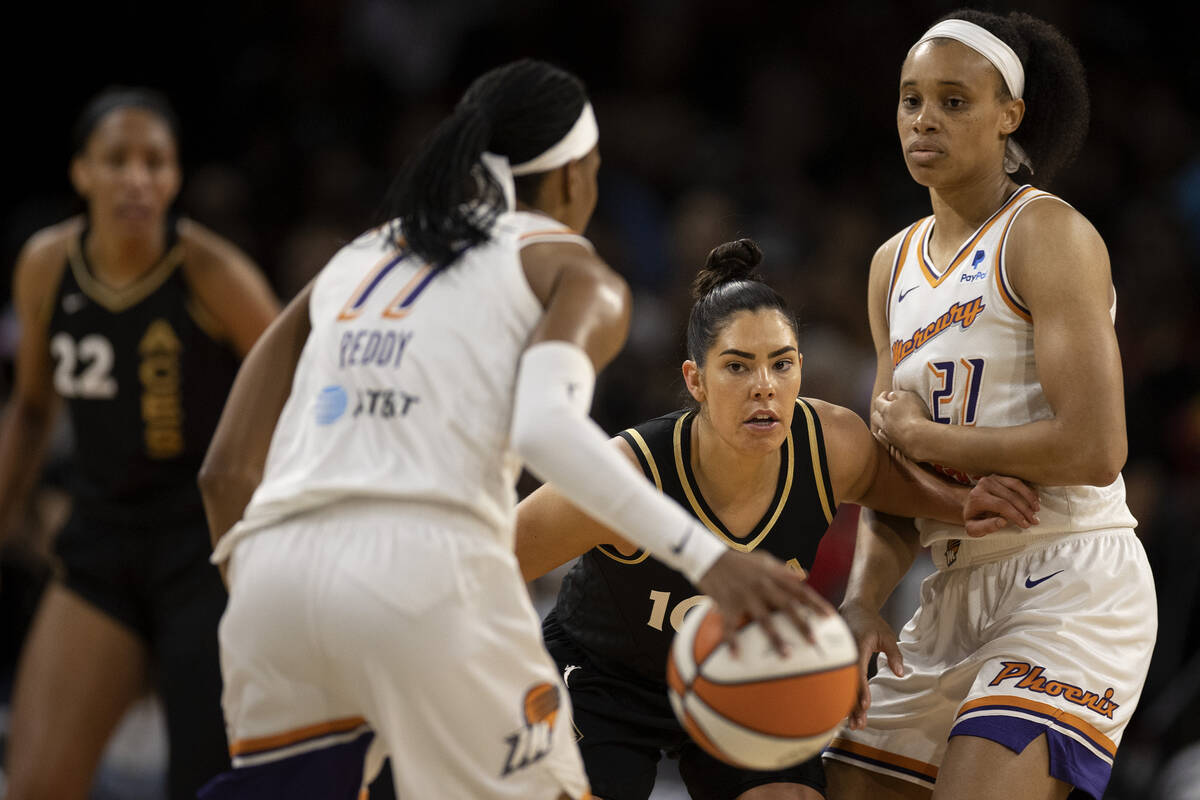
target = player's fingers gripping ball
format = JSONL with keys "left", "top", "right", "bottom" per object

{"left": 667, "top": 598, "right": 859, "bottom": 769}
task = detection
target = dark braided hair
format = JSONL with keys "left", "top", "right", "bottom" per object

{"left": 686, "top": 239, "right": 799, "bottom": 367}
{"left": 934, "top": 9, "right": 1090, "bottom": 186}
{"left": 384, "top": 59, "right": 588, "bottom": 269}
{"left": 72, "top": 86, "right": 181, "bottom": 156}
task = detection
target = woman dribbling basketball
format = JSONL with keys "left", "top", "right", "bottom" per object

{"left": 515, "top": 239, "right": 1036, "bottom": 800}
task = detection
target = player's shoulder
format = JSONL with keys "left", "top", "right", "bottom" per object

{"left": 1008, "top": 191, "right": 1099, "bottom": 245}
{"left": 519, "top": 234, "right": 622, "bottom": 313}
{"left": 620, "top": 409, "right": 686, "bottom": 447}
{"left": 177, "top": 218, "right": 257, "bottom": 272}
{"left": 883, "top": 219, "right": 926, "bottom": 266}
{"left": 506, "top": 210, "right": 603, "bottom": 270}
{"left": 870, "top": 220, "right": 925, "bottom": 276}
{"left": 16, "top": 216, "right": 82, "bottom": 270}
{"left": 12, "top": 216, "right": 81, "bottom": 300}
{"left": 797, "top": 396, "right": 862, "bottom": 436}
{"left": 1006, "top": 191, "right": 1108, "bottom": 280}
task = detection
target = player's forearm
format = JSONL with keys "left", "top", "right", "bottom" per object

{"left": 897, "top": 416, "right": 1124, "bottom": 487}
{"left": 840, "top": 509, "right": 920, "bottom": 614}
{"left": 858, "top": 441, "right": 967, "bottom": 525}
{"left": 198, "top": 363, "right": 298, "bottom": 547}
{"left": 0, "top": 399, "right": 57, "bottom": 540}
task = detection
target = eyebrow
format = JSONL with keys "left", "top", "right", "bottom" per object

{"left": 719, "top": 346, "right": 797, "bottom": 359}
{"left": 900, "top": 79, "right": 970, "bottom": 89}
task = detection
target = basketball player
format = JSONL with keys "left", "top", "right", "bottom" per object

{"left": 514, "top": 238, "right": 1039, "bottom": 800}
{"left": 0, "top": 88, "right": 280, "bottom": 800}
{"left": 196, "top": 60, "right": 831, "bottom": 800}
{"left": 820, "top": 11, "right": 1157, "bottom": 800}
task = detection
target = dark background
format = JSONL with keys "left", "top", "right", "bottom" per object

{"left": 1, "top": 1, "right": 1197, "bottom": 797}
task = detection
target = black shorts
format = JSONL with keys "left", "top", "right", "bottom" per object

{"left": 544, "top": 622, "right": 826, "bottom": 800}
{"left": 53, "top": 508, "right": 231, "bottom": 799}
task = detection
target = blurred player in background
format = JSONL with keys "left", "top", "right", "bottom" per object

{"left": 197, "top": 59, "right": 830, "bottom": 800}
{"left": 822, "top": 10, "right": 1157, "bottom": 800}
{"left": 516, "top": 238, "right": 1037, "bottom": 800}
{"left": 0, "top": 87, "right": 279, "bottom": 800}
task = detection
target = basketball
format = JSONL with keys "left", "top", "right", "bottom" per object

{"left": 666, "top": 598, "right": 859, "bottom": 770}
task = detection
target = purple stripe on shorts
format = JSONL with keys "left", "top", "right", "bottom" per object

{"left": 951, "top": 715, "right": 1111, "bottom": 799}
{"left": 956, "top": 700, "right": 1113, "bottom": 757}
{"left": 199, "top": 730, "right": 373, "bottom": 800}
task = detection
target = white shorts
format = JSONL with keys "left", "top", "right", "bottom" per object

{"left": 217, "top": 500, "right": 591, "bottom": 800}
{"left": 823, "top": 528, "right": 1156, "bottom": 800}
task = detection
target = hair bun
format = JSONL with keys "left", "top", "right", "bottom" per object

{"left": 692, "top": 238, "right": 764, "bottom": 299}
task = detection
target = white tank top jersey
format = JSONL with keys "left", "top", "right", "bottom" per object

{"left": 885, "top": 185, "right": 1137, "bottom": 546}
{"left": 214, "top": 211, "right": 594, "bottom": 560}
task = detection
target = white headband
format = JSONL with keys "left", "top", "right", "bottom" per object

{"left": 510, "top": 102, "right": 598, "bottom": 175}
{"left": 914, "top": 19, "right": 1024, "bottom": 98}
{"left": 479, "top": 102, "right": 599, "bottom": 211}
{"left": 912, "top": 19, "right": 1032, "bottom": 174}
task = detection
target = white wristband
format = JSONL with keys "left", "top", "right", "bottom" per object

{"left": 511, "top": 341, "right": 726, "bottom": 583}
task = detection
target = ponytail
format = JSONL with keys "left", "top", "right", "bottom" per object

{"left": 386, "top": 103, "right": 505, "bottom": 269}
{"left": 940, "top": 9, "right": 1090, "bottom": 186}
{"left": 686, "top": 239, "right": 799, "bottom": 366}
{"left": 382, "top": 59, "right": 588, "bottom": 269}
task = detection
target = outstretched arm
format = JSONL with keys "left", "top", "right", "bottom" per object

{"left": 514, "top": 437, "right": 638, "bottom": 582}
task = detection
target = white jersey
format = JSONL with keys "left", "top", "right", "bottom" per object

{"left": 214, "top": 211, "right": 593, "bottom": 559}
{"left": 886, "top": 185, "right": 1136, "bottom": 546}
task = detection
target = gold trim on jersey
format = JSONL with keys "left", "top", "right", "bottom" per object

{"left": 671, "top": 410, "right": 794, "bottom": 552}
{"left": 37, "top": 254, "right": 72, "bottom": 330}
{"left": 67, "top": 234, "right": 184, "bottom": 313}
{"left": 186, "top": 296, "right": 225, "bottom": 341}
{"left": 624, "top": 429, "right": 662, "bottom": 491}
{"left": 595, "top": 429, "right": 659, "bottom": 565}
{"left": 795, "top": 399, "right": 835, "bottom": 524}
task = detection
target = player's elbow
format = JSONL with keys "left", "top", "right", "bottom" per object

{"left": 1063, "top": 435, "right": 1126, "bottom": 487}
{"left": 197, "top": 448, "right": 258, "bottom": 502}
{"left": 1085, "top": 438, "right": 1126, "bottom": 487}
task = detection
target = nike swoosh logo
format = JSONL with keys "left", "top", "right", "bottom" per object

{"left": 563, "top": 665, "right": 580, "bottom": 687}
{"left": 671, "top": 526, "right": 692, "bottom": 556}
{"left": 897, "top": 286, "right": 918, "bottom": 303}
{"left": 1024, "top": 570, "right": 1065, "bottom": 588}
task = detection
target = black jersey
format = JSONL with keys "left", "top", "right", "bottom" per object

{"left": 45, "top": 223, "right": 240, "bottom": 522}
{"left": 549, "top": 398, "right": 837, "bottom": 684}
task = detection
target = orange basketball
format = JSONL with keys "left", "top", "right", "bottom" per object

{"left": 666, "top": 598, "right": 859, "bottom": 770}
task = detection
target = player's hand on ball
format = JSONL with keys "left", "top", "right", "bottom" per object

{"left": 695, "top": 550, "right": 834, "bottom": 657}
{"left": 838, "top": 600, "right": 903, "bottom": 731}
{"left": 964, "top": 474, "right": 1040, "bottom": 537}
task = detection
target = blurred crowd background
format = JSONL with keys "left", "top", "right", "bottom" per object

{"left": 1, "top": 0, "right": 1196, "bottom": 797}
